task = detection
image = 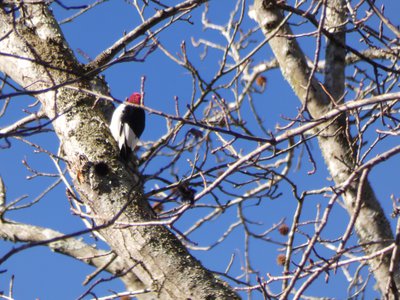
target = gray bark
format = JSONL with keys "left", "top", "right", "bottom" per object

{"left": 0, "top": 220, "right": 147, "bottom": 293}
{"left": 249, "top": 0, "right": 399, "bottom": 297}
{"left": 0, "top": 3, "right": 239, "bottom": 299}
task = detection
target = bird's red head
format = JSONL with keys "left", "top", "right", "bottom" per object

{"left": 127, "top": 92, "right": 142, "bottom": 105}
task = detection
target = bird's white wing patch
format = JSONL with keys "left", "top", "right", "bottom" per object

{"left": 124, "top": 124, "right": 138, "bottom": 150}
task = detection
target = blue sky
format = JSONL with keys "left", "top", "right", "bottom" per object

{"left": 1, "top": 1, "right": 400, "bottom": 299}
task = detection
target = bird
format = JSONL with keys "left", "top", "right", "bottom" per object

{"left": 109, "top": 92, "right": 145, "bottom": 161}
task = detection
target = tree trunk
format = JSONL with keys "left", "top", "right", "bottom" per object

{"left": 0, "top": 3, "right": 239, "bottom": 299}
{"left": 249, "top": 0, "right": 399, "bottom": 297}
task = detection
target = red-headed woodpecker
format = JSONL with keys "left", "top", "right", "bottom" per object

{"left": 110, "top": 92, "right": 145, "bottom": 161}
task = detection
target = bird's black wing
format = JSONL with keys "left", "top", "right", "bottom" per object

{"left": 121, "top": 107, "right": 145, "bottom": 139}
